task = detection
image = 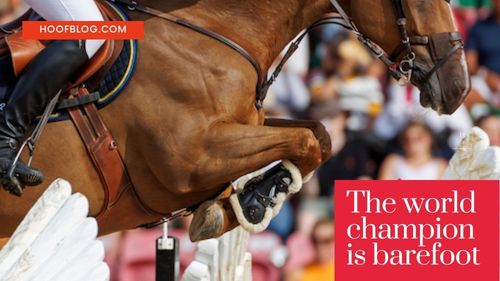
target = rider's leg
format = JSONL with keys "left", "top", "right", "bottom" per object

{"left": 0, "top": 0, "right": 104, "bottom": 196}
{"left": 25, "top": 0, "right": 105, "bottom": 58}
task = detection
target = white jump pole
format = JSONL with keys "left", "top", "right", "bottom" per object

{"left": 183, "top": 227, "right": 252, "bottom": 281}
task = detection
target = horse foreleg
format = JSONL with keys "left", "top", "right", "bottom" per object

{"left": 189, "top": 122, "right": 325, "bottom": 240}
{"left": 264, "top": 118, "right": 332, "bottom": 163}
{"left": 197, "top": 122, "right": 324, "bottom": 183}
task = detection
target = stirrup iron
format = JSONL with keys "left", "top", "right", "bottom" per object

{"left": 4, "top": 90, "right": 61, "bottom": 193}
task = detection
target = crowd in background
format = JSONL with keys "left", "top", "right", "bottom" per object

{"left": 107, "top": 1, "right": 500, "bottom": 280}
{"left": 2, "top": 0, "right": 500, "bottom": 280}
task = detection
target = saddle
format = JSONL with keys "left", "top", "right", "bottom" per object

{"left": 0, "top": 0, "right": 124, "bottom": 91}
{"left": 0, "top": 1, "right": 161, "bottom": 227}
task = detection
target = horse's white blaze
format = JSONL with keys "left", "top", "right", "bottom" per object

{"left": 0, "top": 179, "right": 109, "bottom": 281}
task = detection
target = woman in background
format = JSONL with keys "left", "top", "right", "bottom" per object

{"left": 378, "top": 121, "right": 448, "bottom": 180}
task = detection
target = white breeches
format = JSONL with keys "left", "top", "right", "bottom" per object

{"left": 24, "top": 0, "right": 105, "bottom": 58}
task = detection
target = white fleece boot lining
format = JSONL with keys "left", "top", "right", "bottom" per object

{"left": 230, "top": 160, "right": 305, "bottom": 233}
{"left": 281, "top": 160, "right": 303, "bottom": 194}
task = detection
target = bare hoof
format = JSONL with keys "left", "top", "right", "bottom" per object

{"left": 189, "top": 200, "right": 228, "bottom": 242}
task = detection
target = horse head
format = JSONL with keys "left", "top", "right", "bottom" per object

{"left": 348, "top": 0, "right": 470, "bottom": 114}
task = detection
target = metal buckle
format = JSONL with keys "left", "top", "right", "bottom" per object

{"left": 128, "top": 1, "right": 138, "bottom": 11}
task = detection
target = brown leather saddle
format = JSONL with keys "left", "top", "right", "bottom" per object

{"left": 0, "top": 1, "right": 164, "bottom": 228}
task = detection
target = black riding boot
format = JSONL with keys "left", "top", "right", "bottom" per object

{"left": 0, "top": 40, "right": 88, "bottom": 196}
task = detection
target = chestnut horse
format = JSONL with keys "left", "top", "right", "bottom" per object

{"left": 0, "top": 0, "right": 469, "bottom": 238}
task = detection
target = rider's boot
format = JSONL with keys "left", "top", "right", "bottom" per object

{"left": 229, "top": 161, "right": 304, "bottom": 233}
{"left": 0, "top": 40, "right": 89, "bottom": 196}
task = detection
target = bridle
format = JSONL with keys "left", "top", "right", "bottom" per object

{"left": 330, "top": 0, "right": 463, "bottom": 86}
{"left": 110, "top": 0, "right": 463, "bottom": 110}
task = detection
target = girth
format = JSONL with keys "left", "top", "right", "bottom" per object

{"left": 67, "top": 87, "right": 168, "bottom": 229}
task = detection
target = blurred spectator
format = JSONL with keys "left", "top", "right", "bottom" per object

{"left": 248, "top": 231, "right": 287, "bottom": 281}
{"left": 265, "top": 35, "right": 311, "bottom": 118}
{"left": 308, "top": 31, "right": 350, "bottom": 104}
{"left": 268, "top": 201, "right": 295, "bottom": 241}
{"left": 265, "top": 71, "right": 311, "bottom": 118}
{"left": 308, "top": 99, "right": 376, "bottom": 197}
{"left": 374, "top": 81, "right": 473, "bottom": 150}
{"left": 285, "top": 219, "right": 334, "bottom": 281}
{"left": 452, "top": 0, "right": 491, "bottom": 39}
{"left": 379, "top": 121, "right": 448, "bottom": 179}
{"left": 466, "top": 0, "right": 500, "bottom": 108}
{"left": 296, "top": 197, "right": 333, "bottom": 235}
{"left": 306, "top": 34, "right": 384, "bottom": 197}
{"left": 476, "top": 114, "right": 500, "bottom": 146}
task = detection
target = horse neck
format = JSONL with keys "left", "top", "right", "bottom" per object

{"left": 136, "top": 0, "right": 333, "bottom": 71}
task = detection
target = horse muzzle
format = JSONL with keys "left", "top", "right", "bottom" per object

{"left": 412, "top": 32, "right": 471, "bottom": 114}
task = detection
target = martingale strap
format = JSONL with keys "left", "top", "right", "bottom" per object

{"left": 109, "top": 0, "right": 382, "bottom": 108}
{"left": 108, "top": 0, "right": 267, "bottom": 108}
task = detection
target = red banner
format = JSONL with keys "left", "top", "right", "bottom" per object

{"left": 335, "top": 180, "right": 499, "bottom": 281}
{"left": 22, "top": 21, "right": 144, "bottom": 40}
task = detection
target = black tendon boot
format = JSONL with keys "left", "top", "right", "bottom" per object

{"left": 236, "top": 164, "right": 293, "bottom": 224}
{"left": 229, "top": 160, "right": 304, "bottom": 232}
{"left": 0, "top": 40, "right": 89, "bottom": 196}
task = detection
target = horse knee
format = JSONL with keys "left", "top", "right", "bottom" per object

{"left": 295, "top": 129, "right": 322, "bottom": 167}
{"left": 308, "top": 121, "right": 332, "bottom": 162}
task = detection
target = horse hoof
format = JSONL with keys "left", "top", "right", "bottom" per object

{"left": 189, "top": 200, "right": 227, "bottom": 242}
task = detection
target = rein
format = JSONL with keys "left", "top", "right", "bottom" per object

{"left": 109, "top": 0, "right": 359, "bottom": 108}
{"left": 112, "top": 0, "right": 463, "bottom": 108}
